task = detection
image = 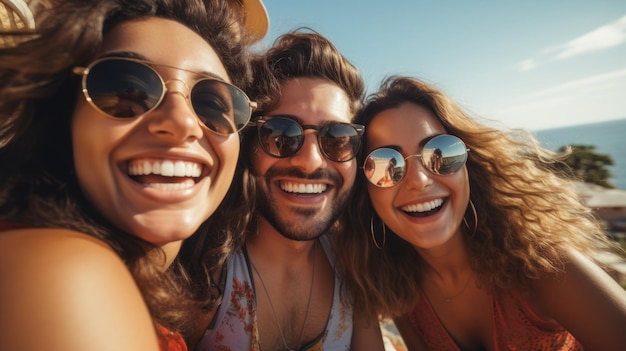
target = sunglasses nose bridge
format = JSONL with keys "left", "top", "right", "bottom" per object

{"left": 300, "top": 128, "right": 325, "bottom": 154}
{"left": 404, "top": 153, "right": 433, "bottom": 176}
{"left": 295, "top": 125, "right": 321, "bottom": 149}
{"left": 404, "top": 153, "right": 425, "bottom": 170}
{"left": 284, "top": 127, "right": 325, "bottom": 167}
{"left": 404, "top": 153, "right": 423, "bottom": 162}
{"left": 163, "top": 79, "right": 191, "bottom": 100}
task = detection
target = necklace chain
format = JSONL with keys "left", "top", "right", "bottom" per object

{"left": 443, "top": 272, "right": 473, "bottom": 302}
{"left": 250, "top": 241, "right": 317, "bottom": 351}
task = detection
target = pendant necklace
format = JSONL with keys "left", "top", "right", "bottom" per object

{"left": 250, "top": 241, "right": 317, "bottom": 351}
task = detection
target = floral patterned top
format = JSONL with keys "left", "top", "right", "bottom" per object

{"left": 195, "top": 234, "right": 353, "bottom": 351}
{"left": 407, "top": 288, "right": 583, "bottom": 351}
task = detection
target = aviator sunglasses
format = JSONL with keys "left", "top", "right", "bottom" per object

{"left": 363, "top": 134, "right": 470, "bottom": 187}
{"left": 73, "top": 57, "right": 256, "bottom": 135}
{"left": 251, "top": 116, "right": 365, "bottom": 162}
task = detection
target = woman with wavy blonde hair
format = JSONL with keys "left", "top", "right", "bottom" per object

{"left": 336, "top": 76, "right": 626, "bottom": 350}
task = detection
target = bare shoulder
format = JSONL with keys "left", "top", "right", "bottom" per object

{"left": 530, "top": 248, "right": 626, "bottom": 306}
{"left": 0, "top": 228, "right": 161, "bottom": 351}
{"left": 0, "top": 228, "right": 127, "bottom": 285}
{"left": 529, "top": 248, "right": 626, "bottom": 351}
{"left": 2, "top": 225, "right": 111, "bottom": 252}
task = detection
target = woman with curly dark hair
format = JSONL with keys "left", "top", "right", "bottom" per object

{"left": 0, "top": 1, "right": 256, "bottom": 350}
{"left": 336, "top": 76, "right": 626, "bottom": 350}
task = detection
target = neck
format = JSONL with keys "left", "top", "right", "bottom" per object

{"left": 416, "top": 229, "right": 468, "bottom": 275}
{"left": 148, "top": 240, "right": 182, "bottom": 270}
{"left": 247, "top": 217, "right": 319, "bottom": 263}
{"left": 247, "top": 220, "right": 324, "bottom": 351}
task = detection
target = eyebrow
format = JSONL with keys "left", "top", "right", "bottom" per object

{"left": 267, "top": 114, "right": 351, "bottom": 127}
{"left": 376, "top": 133, "right": 445, "bottom": 154}
{"left": 268, "top": 114, "right": 302, "bottom": 124}
{"left": 97, "top": 51, "right": 226, "bottom": 81}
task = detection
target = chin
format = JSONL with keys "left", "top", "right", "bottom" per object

{"left": 129, "top": 216, "right": 203, "bottom": 245}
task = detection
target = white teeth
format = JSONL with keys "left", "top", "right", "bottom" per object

{"left": 143, "top": 182, "right": 194, "bottom": 190}
{"left": 402, "top": 198, "right": 444, "bottom": 213}
{"left": 161, "top": 161, "right": 174, "bottom": 176}
{"left": 128, "top": 160, "right": 201, "bottom": 177}
{"left": 280, "top": 182, "right": 327, "bottom": 194}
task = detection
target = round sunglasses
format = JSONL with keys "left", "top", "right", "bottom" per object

{"left": 252, "top": 116, "right": 365, "bottom": 162}
{"left": 73, "top": 57, "right": 256, "bottom": 135}
{"left": 363, "top": 134, "right": 470, "bottom": 187}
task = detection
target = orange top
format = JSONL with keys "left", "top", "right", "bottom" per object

{"left": 407, "top": 289, "right": 582, "bottom": 351}
{"left": 158, "top": 325, "right": 188, "bottom": 351}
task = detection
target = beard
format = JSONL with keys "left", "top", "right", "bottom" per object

{"left": 254, "top": 168, "right": 351, "bottom": 241}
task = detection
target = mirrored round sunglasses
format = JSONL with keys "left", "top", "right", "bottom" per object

{"left": 363, "top": 134, "right": 469, "bottom": 187}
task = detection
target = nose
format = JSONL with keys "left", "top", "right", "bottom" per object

{"left": 146, "top": 79, "right": 204, "bottom": 143}
{"left": 403, "top": 156, "right": 433, "bottom": 191}
{"left": 288, "top": 130, "right": 325, "bottom": 172}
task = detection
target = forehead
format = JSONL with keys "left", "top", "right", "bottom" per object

{"left": 99, "top": 17, "right": 229, "bottom": 82}
{"left": 366, "top": 102, "right": 446, "bottom": 149}
{"left": 269, "top": 78, "right": 352, "bottom": 124}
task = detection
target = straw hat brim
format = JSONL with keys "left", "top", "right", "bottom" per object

{"left": 242, "top": 0, "right": 269, "bottom": 42}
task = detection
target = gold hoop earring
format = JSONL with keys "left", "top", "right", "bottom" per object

{"left": 463, "top": 198, "right": 478, "bottom": 235}
{"left": 370, "top": 214, "right": 387, "bottom": 249}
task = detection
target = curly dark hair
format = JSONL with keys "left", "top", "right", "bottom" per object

{"left": 0, "top": 0, "right": 251, "bottom": 338}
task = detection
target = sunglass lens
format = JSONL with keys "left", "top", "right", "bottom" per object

{"left": 423, "top": 135, "right": 468, "bottom": 175}
{"left": 363, "top": 148, "right": 406, "bottom": 187}
{"left": 320, "top": 124, "right": 361, "bottom": 162}
{"left": 363, "top": 135, "right": 468, "bottom": 187}
{"left": 258, "top": 118, "right": 303, "bottom": 157}
{"left": 86, "top": 59, "right": 162, "bottom": 118}
{"left": 191, "top": 80, "right": 251, "bottom": 135}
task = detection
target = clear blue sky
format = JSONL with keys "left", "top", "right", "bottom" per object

{"left": 253, "top": 0, "right": 626, "bottom": 131}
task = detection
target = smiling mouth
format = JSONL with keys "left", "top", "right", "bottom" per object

{"left": 401, "top": 198, "right": 445, "bottom": 217}
{"left": 127, "top": 159, "right": 203, "bottom": 190}
{"left": 279, "top": 181, "right": 328, "bottom": 195}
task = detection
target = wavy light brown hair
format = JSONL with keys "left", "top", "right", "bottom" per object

{"left": 0, "top": 0, "right": 251, "bottom": 339}
{"left": 335, "top": 76, "right": 623, "bottom": 320}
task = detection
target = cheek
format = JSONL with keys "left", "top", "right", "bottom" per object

{"left": 72, "top": 105, "right": 108, "bottom": 177}
{"left": 339, "top": 162, "right": 357, "bottom": 188}
{"left": 457, "top": 169, "right": 471, "bottom": 209}
{"left": 442, "top": 168, "right": 471, "bottom": 226}
{"left": 70, "top": 106, "right": 118, "bottom": 211}
{"left": 206, "top": 135, "right": 240, "bottom": 211}
{"left": 214, "top": 136, "right": 240, "bottom": 179}
{"left": 71, "top": 101, "right": 134, "bottom": 196}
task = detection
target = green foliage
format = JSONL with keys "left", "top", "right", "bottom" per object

{"left": 555, "top": 144, "right": 615, "bottom": 188}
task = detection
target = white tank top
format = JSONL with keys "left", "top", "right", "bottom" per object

{"left": 195, "top": 234, "right": 354, "bottom": 351}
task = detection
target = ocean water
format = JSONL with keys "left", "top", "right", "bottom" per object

{"left": 533, "top": 118, "right": 626, "bottom": 190}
